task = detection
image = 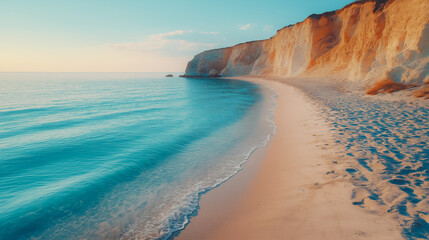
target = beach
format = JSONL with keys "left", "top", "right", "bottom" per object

{"left": 2, "top": 0, "right": 427, "bottom": 238}
{"left": 177, "top": 77, "right": 404, "bottom": 240}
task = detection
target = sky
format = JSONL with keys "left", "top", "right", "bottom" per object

{"left": 0, "top": 0, "right": 355, "bottom": 72}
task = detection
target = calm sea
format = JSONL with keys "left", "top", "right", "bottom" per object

{"left": 0, "top": 73, "right": 276, "bottom": 239}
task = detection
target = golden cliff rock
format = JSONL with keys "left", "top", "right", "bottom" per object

{"left": 184, "top": 0, "right": 429, "bottom": 86}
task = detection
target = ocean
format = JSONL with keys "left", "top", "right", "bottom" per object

{"left": 0, "top": 73, "right": 276, "bottom": 239}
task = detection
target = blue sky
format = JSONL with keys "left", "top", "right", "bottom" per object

{"left": 0, "top": 0, "right": 355, "bottom": 72}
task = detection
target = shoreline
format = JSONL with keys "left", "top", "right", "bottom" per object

{"left": 176, "top": 77, "right": 403, "bottom": 240}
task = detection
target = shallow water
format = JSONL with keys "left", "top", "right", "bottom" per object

{"left": 0, "top": 73, "right": 276, "bottom": 240}
{"left": 290, "top": 79, "right": 429, "bottom": 239}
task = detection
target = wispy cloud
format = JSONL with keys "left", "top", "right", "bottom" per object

{"left": 200, "top": 31, "right": 219, "bottom": 35}
{"left": 239, "top": 24, "right": 251, "bottom": 30}
{"left": 152, "top": 30, "right": 193, "bottom": 39}
{"left": 264, "top": 25, "right": 274, "bottom": 32}
{"left": 106, "top": 30, "right": 216, "bottom": 55}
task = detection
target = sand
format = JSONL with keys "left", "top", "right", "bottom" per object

{"left": 176, "top": 77, "right": 403, "bottom": 240}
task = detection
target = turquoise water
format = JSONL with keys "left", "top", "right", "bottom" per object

{"left": 0, "top": 73, "right": 276, "bottom": 239}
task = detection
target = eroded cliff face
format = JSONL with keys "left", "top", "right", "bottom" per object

{"left": 184, "top": 0, "right": 429, "bottom": 85}
{"left": 184, "top": 47, "right": 232, "bottom": 77}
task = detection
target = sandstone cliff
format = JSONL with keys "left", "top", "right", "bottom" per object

{"left": 184, "top": 0, "right": 429, "bottom": 85}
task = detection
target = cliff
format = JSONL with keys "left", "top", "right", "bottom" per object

{"left": 184, "top": 0, "right": 429, "bottom": 85}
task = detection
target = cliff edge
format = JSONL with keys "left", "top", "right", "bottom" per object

{"left": 184, "top": 0, "right": 428, "bottom": 87}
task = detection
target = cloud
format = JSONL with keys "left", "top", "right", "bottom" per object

{"left": 200, "top": 31, "right": 219, "bottom": 35}
{"left": 106, "top": 30, "right": 216, "bottom": 55}
{"left": 239, "top": 24, "right": 251, "bottom": 30}
{"left": 152, "top": 30, "right": 193, "bottom": 39}
{"left": 264, "top": 25, "right": 274, "bottom": 32}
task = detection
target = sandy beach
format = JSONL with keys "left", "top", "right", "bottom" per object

{"left": 3, "top": 0, "right": 427, "bottom": 238}
{"left": 177, "top": 77, "right": 404, "bottom": 240}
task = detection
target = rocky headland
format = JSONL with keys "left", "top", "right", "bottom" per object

{"left": 183, "top": 0, "right": 428, "bottom": 97}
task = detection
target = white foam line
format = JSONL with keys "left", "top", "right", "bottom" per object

{"left": 158, "top": 83, "right": 279, "bottom": 240}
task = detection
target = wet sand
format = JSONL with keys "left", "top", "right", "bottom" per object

{"left": 176, "top": 77, "right": 403, "bottom": 240}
